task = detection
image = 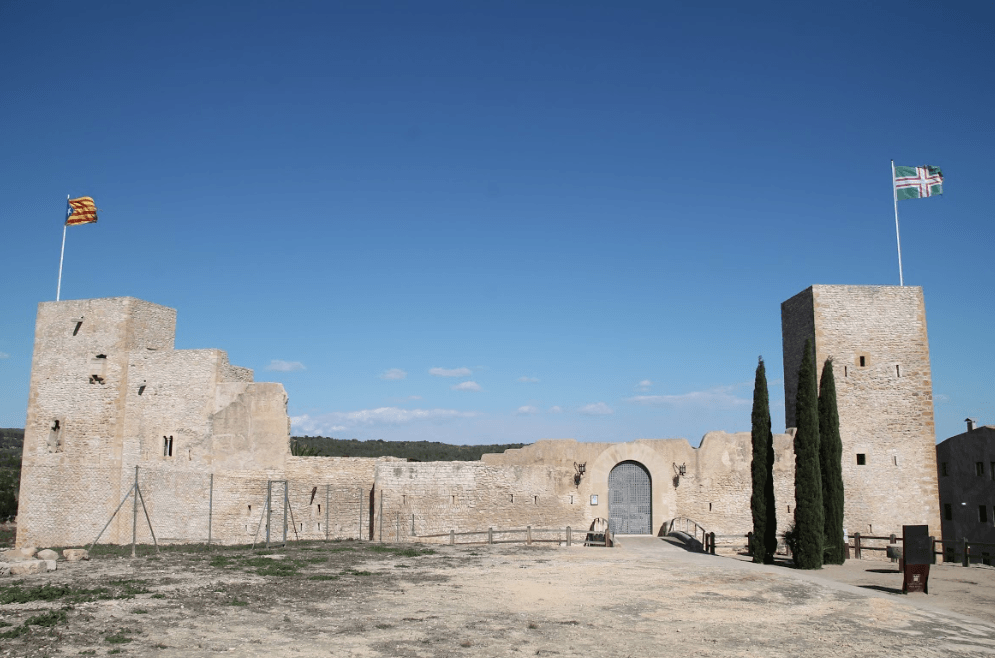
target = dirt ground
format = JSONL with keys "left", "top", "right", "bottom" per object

{"left": 2, "top": 536, "right": 995, "bottom": 657}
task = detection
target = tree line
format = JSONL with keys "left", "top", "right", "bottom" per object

{"left": 750, "top": 339, "right": 846, "bottom": 569}
{"left": 0, "top": 428, "right": 23, "bottom": 520}
{"left": 290, "top": 436, "right": 528, "bottom": 461}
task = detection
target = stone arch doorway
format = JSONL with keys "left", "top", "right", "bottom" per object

{"left": 608, "top": 460, "right": 652, "bottom": 535}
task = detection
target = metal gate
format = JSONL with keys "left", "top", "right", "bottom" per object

{"left": 608, "top": 461, "right": 652, "bottom": 534}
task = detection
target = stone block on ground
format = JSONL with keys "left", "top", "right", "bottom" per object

{"left": 0, "top": 549, "right": 27, "bottom": 562}
{"left": 10, "top": 560, "right": 45, "bottom": 576}
{"left": 0, "top": 562, "right": 10, "bottom": 576}
{"left": 37, "top": 549, "right": 59, "bottom": 561}
{"left": 44, "top": 559, "right": 57, "bottom": 571}
{"left": 63, "top": 548, "right": 89, "bottom": 562}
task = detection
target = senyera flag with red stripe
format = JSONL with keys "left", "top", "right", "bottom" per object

{"left": 66, "top": 196, "right": 98, "bottom": 226}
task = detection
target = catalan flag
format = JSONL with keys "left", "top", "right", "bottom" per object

{"left": 66, "top": 196, "right": 98, "bottom": 226}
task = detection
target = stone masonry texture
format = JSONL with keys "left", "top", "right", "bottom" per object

{"left": 16, "top": 291, "right": 943, "bottom": 548}
{"left": 781, "top": 285, "right": 941, "bottom": 538}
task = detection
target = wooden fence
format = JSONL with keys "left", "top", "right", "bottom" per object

{"left": 417, "top": 525, "right": 613, "bottom": 548}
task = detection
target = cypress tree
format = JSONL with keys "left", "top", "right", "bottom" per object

{"left": 750, "top": 357, "right": 776, "bottom": 563}
{"left": 819, "top": 358, "right": 846, "bottom": 564}
{"left": 792, "top": 338, "right": 824, "bottom": 569}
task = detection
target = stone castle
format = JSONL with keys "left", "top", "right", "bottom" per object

{"left": 15, "top": 285, "right": 941, "bottom": 548}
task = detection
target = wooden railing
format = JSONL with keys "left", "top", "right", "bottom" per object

{"left": 417, "top": 525, "right": 613, "bottom": 548}
{"left": 663, "top": 517, "right": 715, "bottom": 554}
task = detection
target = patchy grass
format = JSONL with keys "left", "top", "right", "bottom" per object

{"left": 308, "top": 574, "right": 338, "bottom": 581}
{"left": 105, "top": 629, "right": 133, "bottom": 644}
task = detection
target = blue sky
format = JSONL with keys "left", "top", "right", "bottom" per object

{"left": 1, "top": 2, "right": 992, "bottom": 445}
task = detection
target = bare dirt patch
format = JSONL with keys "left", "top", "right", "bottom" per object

{"left": 2, "top": 537, "right": 994, "bottom": 657}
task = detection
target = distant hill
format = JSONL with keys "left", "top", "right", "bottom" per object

{"left": 0, "top": 428, "right": 23, "bottom": 519}
{"left": 290, "top": 436, "right": 527, "bottom": 461}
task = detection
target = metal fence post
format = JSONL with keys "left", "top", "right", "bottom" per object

{"left": 567, "top": 526, "right": 571, "bottom": 547}
{"left": 411, "top": 513, "right": 415, "bottom": 537}
{"left": 527, "top": 525, "right": 532, "bottom": 545}
{"left": 265, "top": 481, "right": 273, "bottom": 548}
{"left": 131, "top": 466, "right": 139, "bottom": 558}
{"left": 449, "top": 529, "right": 455, "bottom": 546}
{"left": 963, "top": 538, "right": 970, "bottom": 567}
{"left": 488, "top": 527, "right": 493, "bottom": 544}
{"left": 207, "top": 473, "right": 214, "bottom": 547}
{"left": 395, "top": 513, "right": 400, "bottom": 543}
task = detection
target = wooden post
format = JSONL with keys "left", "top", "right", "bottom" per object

{"left": 709, "top": 532, "right": 715, "bottom": 555}
{"left": 747, "top": 531, "right": 753, "bottom": 557}
{"left": 449, "top": 529, "right": 455, "bottom": 546}
{"left": 488, "top": 527, "right": 493, "bottom": 544}
{"left": 567, "top": 526, "right": 571, "bottom": 547}
{"left": 411, "top": 513, "right": 415, "bottom": 537}
{"left": 889, "top": 533, "right": 897, "bottom": 562}
{"left": 395, "top": 513, "right": 400, "bottom": 543}
{"left": 854, "top": 532, "right": 861, "bottom": 559}
{"left": 527, "top": 525, "right": 532, "bottom": 545}
{"left": 963, "top": 538, "right": 970, "bottom": 567}
{"left": 378, "top": 493, "right": 383, "bottom": 543}
{"left": 930, "top": 537, "right": 936, "bottom": 564}
{"left": 358, "top": 488, "right": 363, "bottom": 540}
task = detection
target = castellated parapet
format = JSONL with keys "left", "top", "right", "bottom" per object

{"left": 781, "top": 285, "right": 941, "bottom": 537}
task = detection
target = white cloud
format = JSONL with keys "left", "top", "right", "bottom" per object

{"left": 0, "top": 352, "right": 9, "bottom": 359}
{"left": 548, "top": 406, "right": 563, "bottom": 414}
{"left": 636, "top": 379, "right": 653, "bottom": 391}
{"left": 266, "top": 359, "right": 305, "bottom": 372}
{"left": 934, "top": 393, "right": 949, "bottom": 403}
{"left": 380, "top": 368, "right": 407, "bottom": 380}
{"left": 518, "top": 376, "right": 539, "bottom": 383}
{"left": 579, "top": 402, "right": 614, "bottom": 416}
{"left": 451, "top": 381, "right": 481, "bottom": 392}
{"left": 407, "top": 395, "right": 422, "bottom": 400}
{"left": 516, "top": 405, "right": 538, "bottom": 415}
{"left": 626, "top": 385, "right": 750, "bottom": 409}
{"left": 291, "top": 407, "right": 477, "bottom": 434}
{"left": 430, "top": 367, "right": 472, "bottom": 377}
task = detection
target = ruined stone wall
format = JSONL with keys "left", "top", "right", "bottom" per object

{"left": 781, "top": 285, "right": 941, "bottom": 537}
{"left": 16, "top": 297, "right": 293, "bottom": 548}
{"left": 372, "top": 461, "right": 588, "bottom": 542}
{"left": 674, "top": 432, "right": 796, "bottom": 538}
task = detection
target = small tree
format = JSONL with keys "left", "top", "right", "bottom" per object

{"left": 792, "top": 339, "right": 824, "bottom": 569}
{"left": 750, "top": 357, "right": 777, "bottom": 564}
{"left": 819, "top": 358, "right": 846, "bottom": 564}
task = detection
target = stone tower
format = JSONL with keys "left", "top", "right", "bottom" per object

{"left": 781, "top": 285, "right": 941, "bottom": 537}
{"left": 17, "top": 297, "right": 291, "bottom": 548}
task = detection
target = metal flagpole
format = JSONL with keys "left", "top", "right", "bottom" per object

{"left": 891, "top": 160, "right": 904, "bottom": 287}
{"left": 56, "top": 195, "right": 69, "bottom": 301}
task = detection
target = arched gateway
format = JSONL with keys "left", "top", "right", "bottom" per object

{"left": 608, "top": 460, "right": 652, "bottom": 534}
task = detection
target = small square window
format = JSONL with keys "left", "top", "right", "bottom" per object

{"left": 977, "top": 462, "right": 985, "bottom": 476}
{"left": 980, "top": 505, "right": 989, "bottom": 524}
{"left": 859, "top": 356, "right": 866, "bottom": 367}
{"left": 856, "top": 453, "right": 866, "bottom": 465}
